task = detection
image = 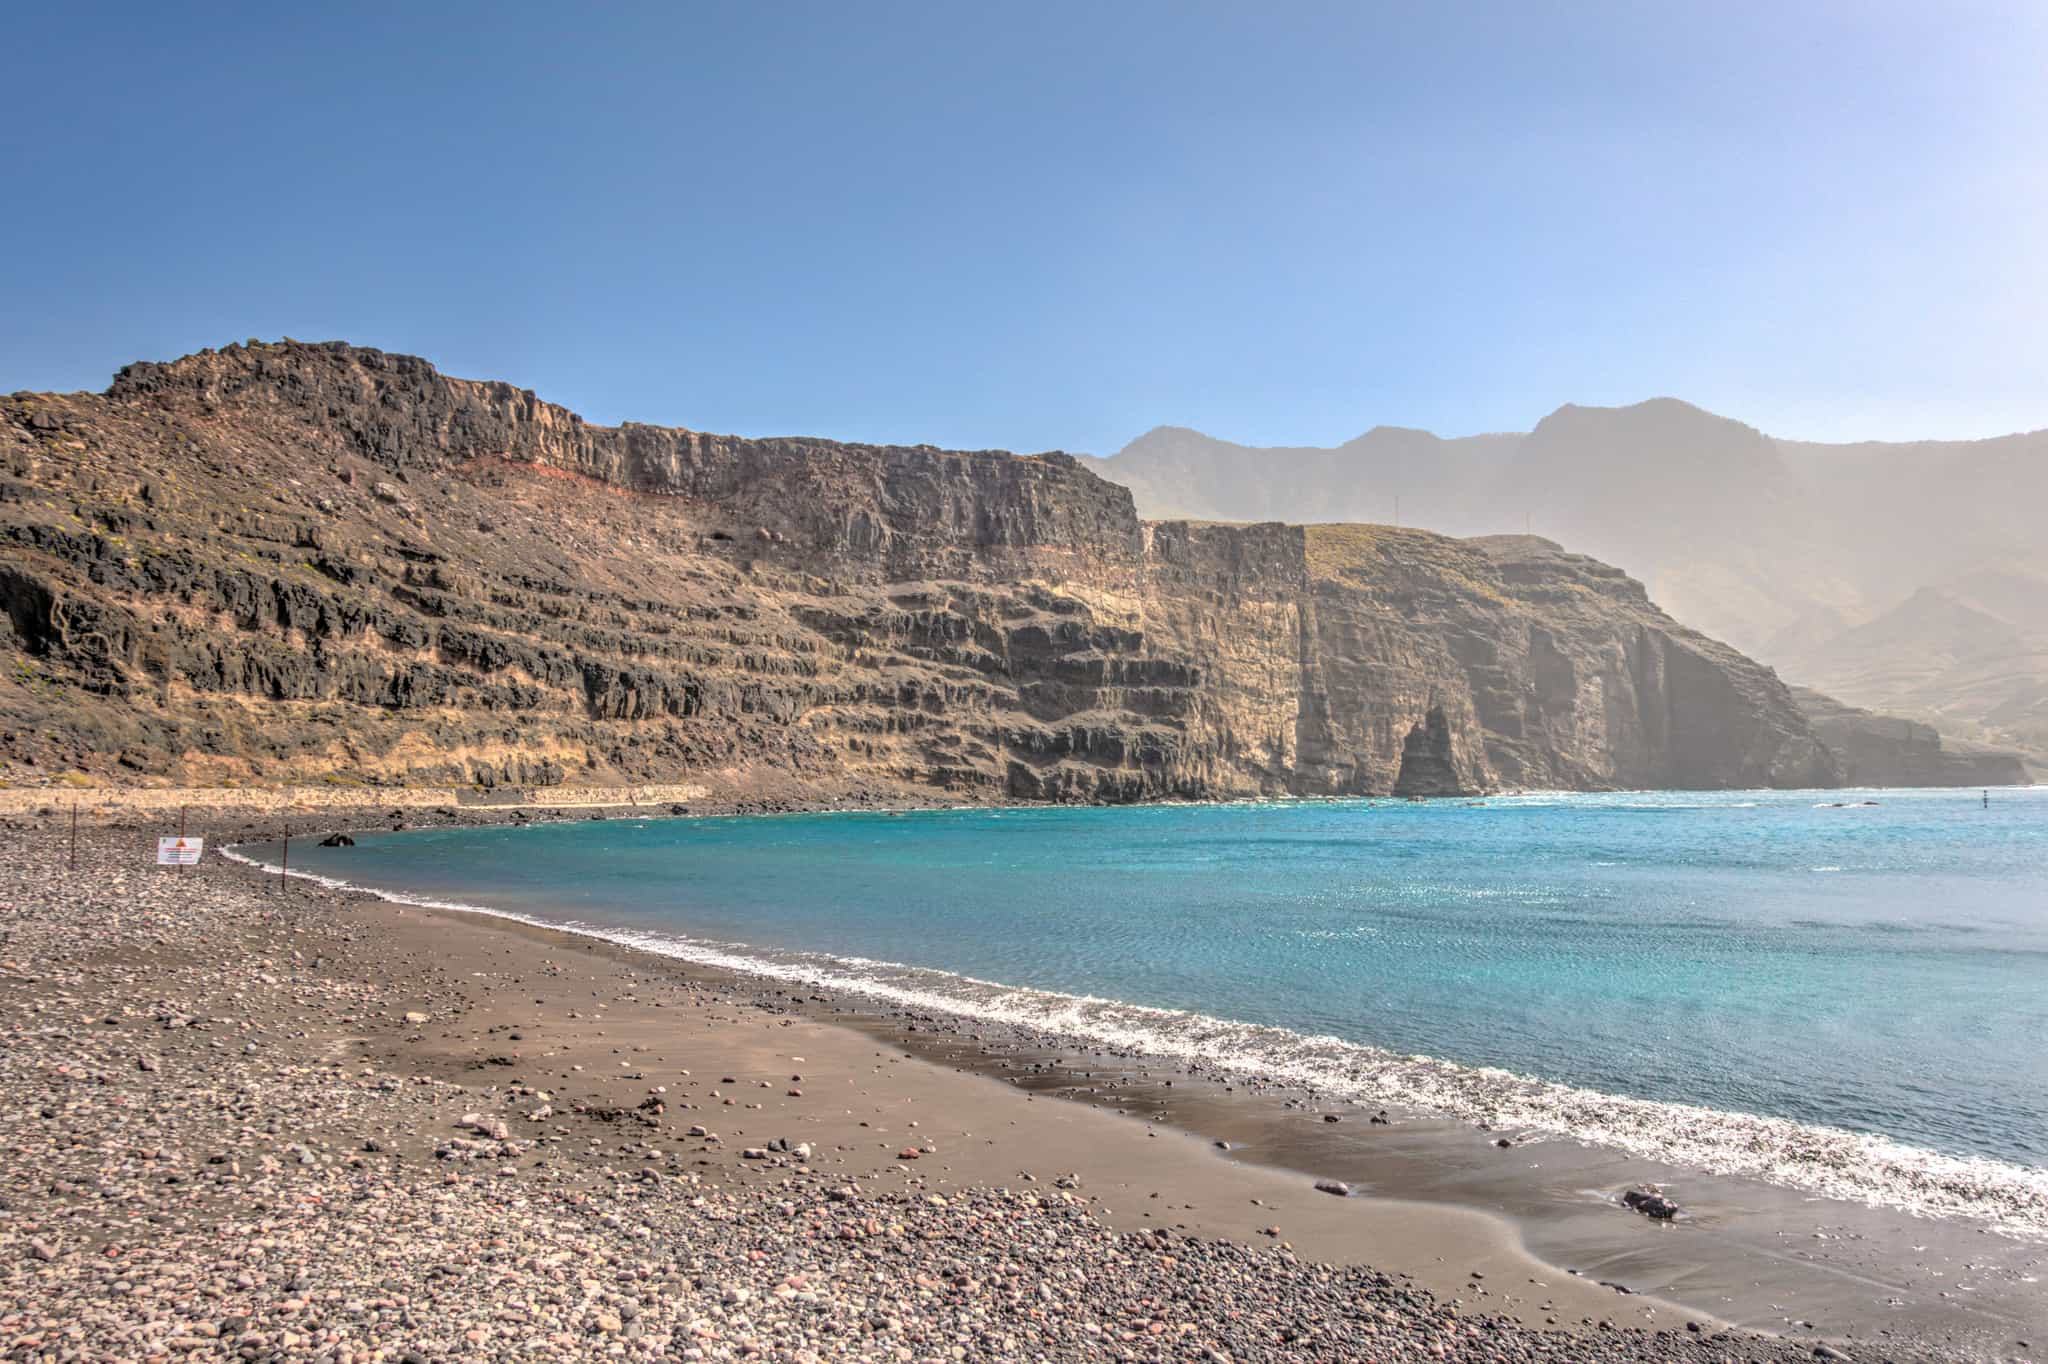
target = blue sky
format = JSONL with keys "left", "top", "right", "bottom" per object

{"left": 4, "top": 3, "right": 2044, "bottom": 453}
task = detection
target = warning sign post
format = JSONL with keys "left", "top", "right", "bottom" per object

{"left": 156, "top": 837, "right": 203, "bottom": 866}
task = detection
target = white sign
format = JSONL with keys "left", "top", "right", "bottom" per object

{"left": 156, "top": 837, "right": 204, "bottom": 866}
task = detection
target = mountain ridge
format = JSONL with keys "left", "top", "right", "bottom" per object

{"left": 4, "top": 337, "right": 1966, "bottom": 800}
{"left": 1090, "top": 400, "right": 2048, "bottom": 774}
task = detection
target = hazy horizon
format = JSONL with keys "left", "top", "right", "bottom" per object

{"left": 1102, "top": 395, "right": 2048, "bottom": 458}
{"left": 23, "top": 340, "right": 2048, "bottom": 459}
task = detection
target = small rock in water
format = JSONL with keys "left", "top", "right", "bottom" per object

{"left": 1620, "top": 1185, "right": 1680, "bottom": 1220}
{"left": 1313, "top": 1179, "right": 1352, "bottom": 1197}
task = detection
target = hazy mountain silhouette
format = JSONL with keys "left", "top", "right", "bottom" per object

{"left": 1106, "top": 425, "right": 1520, "bottom": 529}
{"left": 1088, "top": 401, "right": 2048, "bottom": 771}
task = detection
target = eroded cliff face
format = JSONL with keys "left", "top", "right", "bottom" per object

{"left": 0, "top": 341, "right": 1839, "bottom": 798}
{"left": 1792, "top": 688, "right": 2029, "bottom": 788}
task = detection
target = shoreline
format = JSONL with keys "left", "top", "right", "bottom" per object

{"left": 5, "top": 807, "right": 2042, "bottom": 1360}
{"left": 214, "top": 815, "right": 2048, "bottom": 1362}
{"left": 216, "top": 808, "right": 2048, "bottom": 1241}
{"left": 0, "top": 826, "right": 1809, "bottom": 1364}
{"left": 206, "top": 837, "right": 1712, "bottom": 1326}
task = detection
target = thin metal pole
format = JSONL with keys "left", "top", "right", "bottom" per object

{"left": 280, "top": 829, "right": 288, "bottom": 892}
{"left": 178, "top": 805, "right": 188, "bottom": 874}
{"left": 70, "top": 804, "right": 78, "bottom": 870}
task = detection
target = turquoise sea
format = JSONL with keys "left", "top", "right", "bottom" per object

{"left": 244, "top": 786, "right": 2048, "bottom": 1235}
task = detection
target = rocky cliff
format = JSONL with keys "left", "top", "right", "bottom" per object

{"left": 0, "top": 341, "right": 1848, "bottom": 799}
{"left": 1090, "top": 403, "right": 2048, "bottom": 775}
{"left": 1792, "top": 688, "right": 2030, "bottom": 788}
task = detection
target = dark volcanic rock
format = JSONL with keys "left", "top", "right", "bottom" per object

{"left": 1621, "top": 1186, "right": 1681, "bottom": 1220}
{"left": 1392, "top": 704, "right": 1468, "bottom": 797}
{"left": 0, "top": 340, "right": 1848, "bottom": 798}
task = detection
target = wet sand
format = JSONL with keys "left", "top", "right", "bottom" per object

{"left": 244, "top": 829, "right": 2046, "bottom": 1361}
{"left": 7, "top": 826, "right": 1805, "bottom": 1363}
{"left": 869, "top": 1024, "right": 2047, "bottom": 1355}
{"left": 7, "top": 801, "right": 2041, "bottom": 1361}
{"left": 798, "top": 999, "right": 2048, "bottom": 1359}
{"left": 360, "top": 897, "right": 1677, "bottom": 1329}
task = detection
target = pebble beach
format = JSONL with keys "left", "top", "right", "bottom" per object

{"left": 0, "top": 821, "right": 1975, "bottom": 1362}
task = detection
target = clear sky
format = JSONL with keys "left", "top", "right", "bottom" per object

{"left": 4, "top": 3, "right": 2045, "bottom": 454}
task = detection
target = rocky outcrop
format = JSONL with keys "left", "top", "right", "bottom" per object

{"left": 1621, "top": 1187, "right": 1681, "bottom": 1221}
{"left": 1, "top": 340, "right": 1849, "bottom": 797}
{"left": 1792, "top": 688, "right": 2030, "bottom": 787}
{"left": 104, "top": 344, "right": 1139, "bottom": 582}
{"left": 1392, "top": 707, "right": 1469, "bottom": 797}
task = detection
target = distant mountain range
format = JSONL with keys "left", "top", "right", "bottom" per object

{"left": 1086, "top": 401, "right": 2048, "bottom": 774}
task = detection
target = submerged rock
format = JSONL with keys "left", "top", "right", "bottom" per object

{"left": 1621, "top": 1185, "right": 1681, "bottom": 1220}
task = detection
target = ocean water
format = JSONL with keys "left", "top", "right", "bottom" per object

{"left": 244, "top": 786, "right": 2048, "bottom": 1235}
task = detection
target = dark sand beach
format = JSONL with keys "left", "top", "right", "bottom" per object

{"left": 2, "top": 803, "right": 2041, "bottom": 1362}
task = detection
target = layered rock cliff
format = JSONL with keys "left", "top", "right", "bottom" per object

{"left": 1792, "top": 688, "right": 2029, "bottom": 788}
{"left": 1092, "top": 404, "right": 2047, "bottom": 777}
{"left": 1, "top": 341, "right": 1848, "bottom": 798}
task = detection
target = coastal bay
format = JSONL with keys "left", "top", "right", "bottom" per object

{"left": 3, "top": 798, "right": 2042, "bottom": 1361}
{"left": 10, "top": 12, "right": 2048, "bottom": 1361}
